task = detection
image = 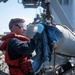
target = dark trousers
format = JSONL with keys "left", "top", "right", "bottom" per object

{"left": 25, "top": 72, "right": 35, "bottom": 75}
{"left": 11, "top": 72, "right": 35, "bottom": 75}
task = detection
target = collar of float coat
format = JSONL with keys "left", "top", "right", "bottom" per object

{"left": 0, "top": 32, "right": 29, "bottom": 50}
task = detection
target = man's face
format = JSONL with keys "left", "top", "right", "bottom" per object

{"left": 13, "top": 23, "right": 27, "bottom": 36}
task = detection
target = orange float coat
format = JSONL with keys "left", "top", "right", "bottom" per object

{"left": 0, "top": 32, "right": 34, "bottom": 75}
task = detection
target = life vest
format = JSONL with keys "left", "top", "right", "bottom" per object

{"left": 0, "top": 32, "right": 34, "bottom": 75}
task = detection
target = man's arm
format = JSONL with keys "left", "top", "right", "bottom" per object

{"left": 8, "top": 38, "right": 36, "bottom": 54}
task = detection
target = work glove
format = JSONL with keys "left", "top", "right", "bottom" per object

{"left": 33, "top": 23, "right": 44, "bottom": 43}
{"left": 32, "top": 23, "right": 44, "bottom": 42}
{"left": 37, "top": 23, "right": 44, "bottom": 34}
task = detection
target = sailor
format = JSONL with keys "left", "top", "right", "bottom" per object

{"left": 0, "top": 18, "right": 44, "bottom": 75}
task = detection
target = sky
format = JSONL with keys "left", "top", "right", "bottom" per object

{"left": 0, "top": 0, "right": 43, "bottom": 34}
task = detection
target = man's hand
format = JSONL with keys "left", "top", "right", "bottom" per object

{"left": 37, "top": 23, "right": 44, "bottom": 34}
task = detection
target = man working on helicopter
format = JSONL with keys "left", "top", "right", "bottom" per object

{"left": 0, "top": 18, "right": 44, "bottom": 75}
